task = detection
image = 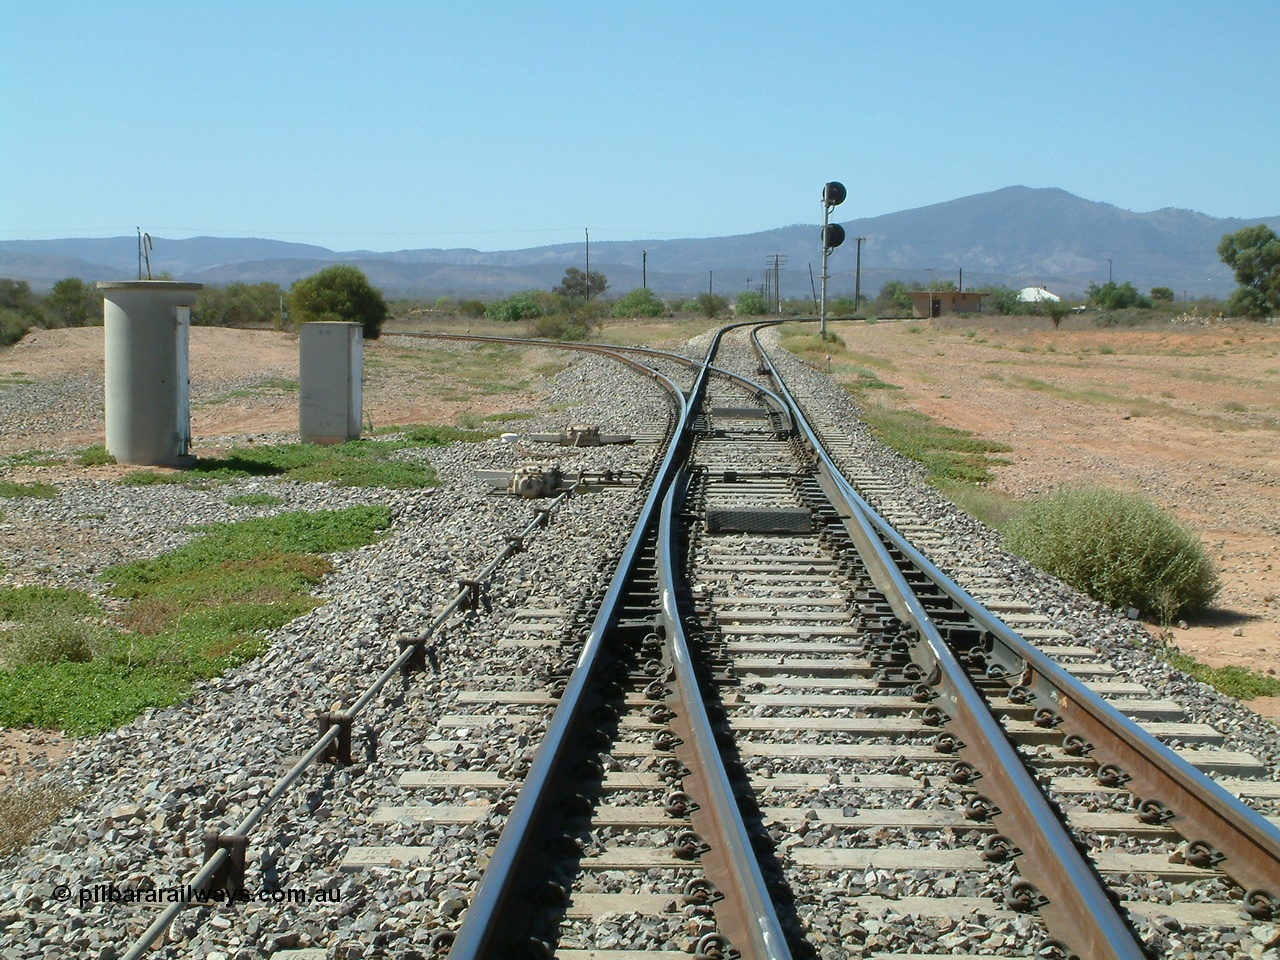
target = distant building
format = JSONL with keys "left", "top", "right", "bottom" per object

{"left": 1017, "top": 286, "right": 1061, "bottom": 303}
{"left": 910, "top": 290, "right": 984, "bottom": 318}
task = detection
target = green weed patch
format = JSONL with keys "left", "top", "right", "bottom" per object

{"left": 778, "top": 325, "right": 1012, "bottom": 501}
{"left": 225, "top": 492, "right": 284, "bottom": 507}
{"left": 855, "top": 404, "right": 1011, "bottom": 485}
{"left": 1163, "top": 646, "right": 1280, "bottom": 700}
{"left": 5, "top": 450, "right": 61, "bottom": 466}
{"left": 0, "top": 480, "right": 58, "bottom": 499}
{"left": 75, "top": 445, "right": 115, "bottom": 467}
{"left": 0, "top": 506, "right": 392, "bottom": 735}
{"left": 375, "top": 424, "right": 499, "bottom": 445}
{"left": 935, "top": 481, "right": 1024, "bottom": 530}
{"left": 0, "top": 586, "right": 103, "bottom": 622}
{"left": 111, "top": 426, "right": 496, "bottom": 491}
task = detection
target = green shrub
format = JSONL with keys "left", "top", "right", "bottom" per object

{"left": 0, "top": 307, "right": 36, "bottom": 347}
{"left": 611, "top": 288, "right": 665, "bottom": 318}
{"left": 288, "top": 265, "right": 388, "bottom": 339}
{"left": 1003, "top": 488, "right": 1219, "bottom": 620}
{"left": 486, "top": 291, "right": 550, "bottom": 322}
{"left": 527, "top": 312, "right": 599, "bottom": 341}
{"left": 0, "top": 616, "right": 116, "bottom": 667}
{"left": 734, "top": 290, "right": 768, "bottom": 316}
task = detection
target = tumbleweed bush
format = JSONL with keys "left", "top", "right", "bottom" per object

{"left": 1002, "top": 487, "right": 1219, "bottom": 621}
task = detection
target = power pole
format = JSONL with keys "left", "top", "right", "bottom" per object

{"left": 585, "top": 228, "right": 590, "bottom": 298}
{"left": 854, "top": 236, "right": 866, "bottom": 312}
{"left": 642, "top": 251, "right": 647, "bottom": 289}
{"left": 764, "top": 254, "right": 787, "bottom": 313}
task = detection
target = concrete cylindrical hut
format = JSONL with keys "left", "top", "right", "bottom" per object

{"left": 97, "top": 280, "right": 202, "bottom": 466}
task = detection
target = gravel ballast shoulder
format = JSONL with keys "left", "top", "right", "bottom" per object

{"left": 0, "top": 346, "right": 679, "bottom": 958}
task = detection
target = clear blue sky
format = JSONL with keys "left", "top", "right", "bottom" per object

{"left": 3, "top": 0, "right": 1276, "bottom": 252}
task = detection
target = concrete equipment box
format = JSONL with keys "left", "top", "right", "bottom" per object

{"left": 300, "top": 322, "right": 362, "bottom": 444}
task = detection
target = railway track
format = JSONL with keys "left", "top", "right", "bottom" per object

{"left": 96, "top": 325, "right": 1280, "bottom": 959}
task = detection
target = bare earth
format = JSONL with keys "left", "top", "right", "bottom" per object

{"left": 1, "top": 320, "right": 1278, "bottom": 731}
{"left": 0, "top": 326, "right": 553, "bottom": 456}
{"left": 832, "top": 316, "right": 1280, "bottom": 718}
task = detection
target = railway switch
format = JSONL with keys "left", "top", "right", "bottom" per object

{"left": 526, "top": 422, "right": 634, "bottom": 446}
{"left": 507, "top": 463, "right": 565, "bottom": 498}
{"left": 478, "top": 462, "right": 634, "bottom": 497}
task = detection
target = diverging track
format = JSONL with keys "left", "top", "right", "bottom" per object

{"left": 112, "top": 326, "right": 1279, "bottom": 960}
{"left": 427, "top": 324, "right": 1280, "bottom": 960}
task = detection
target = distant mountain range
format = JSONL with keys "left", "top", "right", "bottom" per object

{"left": 2, "top": 187, "right": 1275, "bottom": 299}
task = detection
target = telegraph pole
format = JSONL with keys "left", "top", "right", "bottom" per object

{"left": 764, "top": 254, "right": 787, "bottom": 313}
{"left": 585, "top": 228, "right": 590, "bottom": 298}
{"left": 642, "top": 251, "right": 647, "bottom": 289}
{"left": 854, "top": 236, "right": 866, "bottom": 312}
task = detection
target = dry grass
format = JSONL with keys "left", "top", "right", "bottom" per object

{"left": 0, "top": 781, "right": 81, "bottom": 856}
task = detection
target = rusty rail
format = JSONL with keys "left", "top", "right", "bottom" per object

{"left": 444, "top": 343, "right": 705, "bottom": 958}
{"left": 658, "top": 467, "right": 792, "bottom": 959}
{"left": 754, "top": 318, "right": 1280, "bottom": 922}
{"left": 753, "top": 323, "right": 1150, "bottom": 960}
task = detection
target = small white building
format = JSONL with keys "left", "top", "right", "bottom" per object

{"left": 1018, "top": 286, "right": 1061, "bottom": 303}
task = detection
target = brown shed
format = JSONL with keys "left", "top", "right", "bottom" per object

{"left": 910, "top": 290, "right": 984, "bottom": 318}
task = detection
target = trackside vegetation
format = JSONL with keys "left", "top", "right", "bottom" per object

{"left": 778, "top": 327, "right": 1012, "bottom": 487}
{"left": 1158, "top": 641, "right": 1280, "bottom": 700}
{"left": 0, "top": 783, "right": 82, "bottom": 857}
{"left": 772, "top": 325, "right": 1267, "bottom": 704}
{"left": 114, "top": 426, "right": 496, "bottom": 489}
{"left": 0, "top": 506, "right": 391, "bottom": 735}
{"left": 1002, "top": 488, "right": 1220, "bottom": 622}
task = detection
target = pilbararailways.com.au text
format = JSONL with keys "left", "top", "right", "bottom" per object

{"left": 55, "top": 882, "right": 341, "bottom": 909}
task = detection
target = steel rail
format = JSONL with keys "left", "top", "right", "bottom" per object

{"left": 446, "top": 348, "right": 711, "bottom": 958}
{"left": 853, "top": 470, "right": 1280, "bottom": 915}
{"left": 754, "top": 319, "right": 1280, "bottom": 917}
{"left": 750, "top": 323, "right": 1150, "bottom": 960}
{"left": 657, "top": 467, "right": 792, "bottom": 959}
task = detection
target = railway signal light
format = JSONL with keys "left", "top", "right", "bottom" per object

{"left": 820, "top": 180, "right": 847, "bottom": 338}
